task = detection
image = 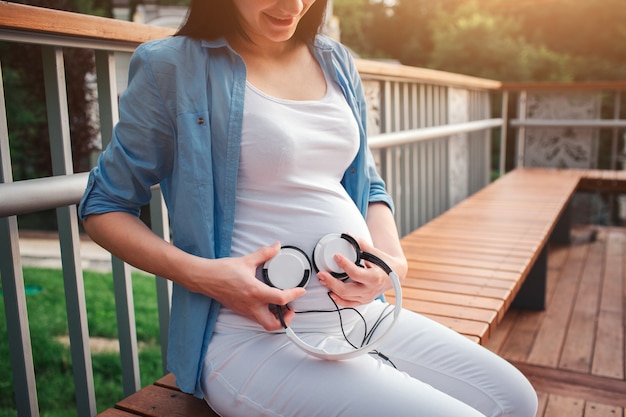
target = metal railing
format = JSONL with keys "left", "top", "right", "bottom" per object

{"left": 354, "top": 60, "right": 500, "bottom": 233}
{"left": 0, "top": 4, "right": 176, "bottom": 417}
{"left": 2, "top": 3, "right": 625, "bottom": 417}
{"left": 500, "top": 82, "right": 626, "bottom": 172}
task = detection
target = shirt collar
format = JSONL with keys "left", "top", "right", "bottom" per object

{"left": 200, "top": 37, "right": 230, "bottom": 49}
{"left": 199, "top": 35, "right": 335, "bottom": 52}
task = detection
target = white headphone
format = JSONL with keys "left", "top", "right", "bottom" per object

{"left": 262, "top": 233, "right": 403, "bottom": 361}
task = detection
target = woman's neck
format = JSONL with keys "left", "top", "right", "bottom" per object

{"left": 227, "top": 31, "right": 302, "bottom": 62}
{"left": 227, "top": 33, "right": 326, "bottom": 101}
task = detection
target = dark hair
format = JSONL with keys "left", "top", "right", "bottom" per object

{"left": 175, "top": 0, "right": 328, "bottom": 44}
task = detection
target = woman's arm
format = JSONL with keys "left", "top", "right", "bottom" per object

{"left": 84, "top": 212, "right": 194, "bottom": 283}
{"left": 83, "top": 212, "right": 305, "bottom": 330}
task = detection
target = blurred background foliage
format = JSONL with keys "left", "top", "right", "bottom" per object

{"left": 335, "top": 0, "right": 626, "bottom": 82}
{"left": 1, "top": 0, "right": 625, "bottom": 188}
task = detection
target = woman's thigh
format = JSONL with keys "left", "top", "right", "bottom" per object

{"left": 201, "top": 307, "right": 537, "bottom": 417}
{"left": 202, "top": 331, "right": 485, "bottom": 417}
{"left": 370, "top": 306, "right": 538, "bottom": 417}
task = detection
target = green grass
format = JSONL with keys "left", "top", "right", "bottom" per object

{"left": 0, "top": 267, "right": 165, "bottom": 416}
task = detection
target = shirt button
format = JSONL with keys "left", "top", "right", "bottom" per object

{"left": 197, "top": 117, "right": 205, "bottom": 125}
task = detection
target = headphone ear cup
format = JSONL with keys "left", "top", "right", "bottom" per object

{"left": 312, "top": 233, "right": 360, "bottom": 279}
{"left": 263, "top": 246, "right": 311, "bottom": 290}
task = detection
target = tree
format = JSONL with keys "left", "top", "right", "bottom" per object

{"left": 510, "top": 0, "right": 626, "bottom": 80}
{"left": 334, "top": 0, "right": 436, "bottom": 64}
{"left": 427, "top": 1, "right": 573, "bottom": 82}
{"left": 333, "top": 0, "right": 378, "bottom": 57}
{"left": 333, "top": 0, "right": 626, "bottom": 82}
{"left": 1, "top": 0, "right": 98, "bottom": 181}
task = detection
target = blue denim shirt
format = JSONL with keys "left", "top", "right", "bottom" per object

{"left": 79, "top": 34, "right": 393, "bottom": 397}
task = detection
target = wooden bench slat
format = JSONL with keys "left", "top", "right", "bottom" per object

{"left": 419, "top": 313, "right": 491, "bottom": 342}
{"left": 115, "top": 384, "right": 215, "bottom": 417}
{"left": 401, "top": 239, "right": 534, "bottom": 257}
{"left": 403, "top": 246, "right": 531, "bottom": 263}
{"left": 154, "top": 373, "right": 178, "bottom": 390}
{"left": 415, "top": 220, "right": 553, "bottom": 235}
{"left": 406, "top": 229, "right": 549, "bottom": 248}
{"left": 420, "top": 220, "right": 548, "bottom": 232}
{"left": 409, "top": 245, "right": 546, "bottom": 271}
{"left": 402, "top": 269, "right": 518, "bottom": 289}
{"left": 96, "top": 409, "right": 141, "bottom": 417}
{"left": 407, "top": 260, "right": 523, "bottom": 280}
{"left": 576, "top": 168, "right": 626, "bottom": 192}
{"left": 400, "top": 277, "right": 512, "bottom": 299}
{"left": 395, "top": 298, "right": 499, "bottom": 324}
{"left": 406, "top": 252, "right": 530, "bottom": 273}
{"left": 397, "top": 287, "right": 504, "bottom": 312}
{"left": 419, "top": 220, "right": 557, "bottom": 235}
{"left": 403, "top": 238, "right": 540, "bottom": 255}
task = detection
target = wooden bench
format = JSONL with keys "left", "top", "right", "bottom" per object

{"left": 96, "top": 167, "right": 626, "bottom": 417}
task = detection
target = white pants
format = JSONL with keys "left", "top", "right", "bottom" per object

{"left": 201, "top": 303, "right": 538, "bottom": 417}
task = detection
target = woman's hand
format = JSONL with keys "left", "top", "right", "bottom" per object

{"left": 316, "top": 238, "right": 405, "bottom": 308}
{"left": 186, "top": 243, "right": 306, "bottom": 331}
{"left": 317, "top": 201, "right": 409, "bottom": 308}
{"left": 84, "top": 213, "right": 305, "bottom": 331}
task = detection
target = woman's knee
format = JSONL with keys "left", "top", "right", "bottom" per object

{"left": 502, "top": 372, "right": 538, "bottom": 417}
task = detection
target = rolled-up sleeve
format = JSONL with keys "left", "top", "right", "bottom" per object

{"left": 366, "top": 150, "right": 394, "bottom": 212}
{"left": 79, "top": 43, "right": 176, "bottom": 220}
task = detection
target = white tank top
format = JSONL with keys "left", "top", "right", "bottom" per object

{"left": 217, "top": 77, "right": 373, "bottom": 332}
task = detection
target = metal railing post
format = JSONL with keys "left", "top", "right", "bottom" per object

{"left": 42, "top": 45, "right": 97, "bottom": 417}
{"left": 611, "top": 90, "right": 622, "bottom": 171}
{"left": 500, "top": 90, "right": 509, "bottom": 176}
{"left": 0, "top": 59, "right": 40, "bottom": 417}
{"left": 516, "top": 90, "right": 527, "bottom": 168}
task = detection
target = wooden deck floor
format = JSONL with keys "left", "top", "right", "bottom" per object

{"left": 485, "top": 225, "right": 626, "bottom": 417}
